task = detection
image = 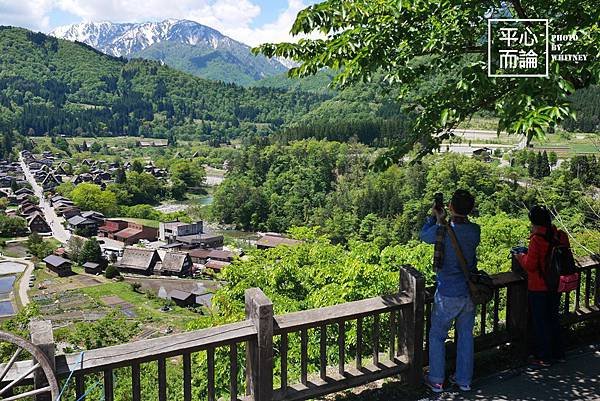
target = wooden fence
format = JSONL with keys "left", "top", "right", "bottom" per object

{"left": 7, "top": 255, "right": 600, "bottom": 400}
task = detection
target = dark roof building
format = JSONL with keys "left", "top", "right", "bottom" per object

{"left": 14, "top": 188, "right": 33, "bottom": 196}
{"left": 169, "top": 290, "right": 196, "bottom": 307}
{"left": 205, "top": 259, "right": 231, "bottom": 272}
{"left": 81, "top": 211, "right": 105, "bottom": 223}
{"left": 175, "top": 233, "right": 224, "bottom": 250}
{"left": 43, "top": 255, "right": 72, "bottom": 277}
{"left": 27, "top": 213, "right": 51, "bottom": 234}
{"left": 207, "top": 249, "right": 234, "bottom": 262}
{"left": 115, "top": 248, "right": 160, "bottom": 276}
{"left": 82, "top": 261, "right": 105, "bottom": 274}
{"left": 67, "top": 215, "right": 99, "bottom": 236}
{"left": 189, "top": 248, "right": 212, "bottom": 264}
{"left": 154, "top": 252, "right": 192, "bottom": 277}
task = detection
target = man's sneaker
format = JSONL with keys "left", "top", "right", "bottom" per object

{"left": 423, "top": 376, "right": 444, "bottom": 393}
{"left": 449, "top": 374, "right": 471, "bottom": 392}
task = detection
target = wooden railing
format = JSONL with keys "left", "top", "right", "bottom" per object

{"left": 7, "top": 256, "right": 600, "bottom": 401}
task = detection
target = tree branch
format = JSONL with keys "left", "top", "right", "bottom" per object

{"left": 510, "top": 0, "right": 528, "bottom": 19}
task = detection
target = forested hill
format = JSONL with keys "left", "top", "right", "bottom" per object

{"left": 0, "top": 26, "right": 329, "bottom": 139}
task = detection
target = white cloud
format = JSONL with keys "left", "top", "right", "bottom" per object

{"left": 219, "top": 0, "right": 309, "bottom": 46}
{"left": 0, "top": 0, "right": 311, "bottom": 46}
{"left": 0, "top": 0, "right": 54, "bottom": 31}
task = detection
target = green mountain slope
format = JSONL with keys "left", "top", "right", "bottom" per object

{"left": 0, "top": 26, "right": 329, "bottom": 138}
{"left": 134, "top": 41, "right": 285, "bottom": 86}
{"left": 251, "top": 70, "right": 337, "bottom": 94}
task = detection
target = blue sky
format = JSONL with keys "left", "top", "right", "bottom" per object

{"left": 0, "top": 0, "right": 321, "bottom": 46}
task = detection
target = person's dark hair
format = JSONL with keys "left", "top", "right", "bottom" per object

{"left": 529, "top": 205, "right": 554, "bottom": 241}
{"left": 528, "top": 205, "right": 552, "bottom": 226}
{"left": 451, "top": 190, "right": 475, "bottom": 216}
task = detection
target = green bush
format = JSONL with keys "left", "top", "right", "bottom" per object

{"left": 105, "top": 264, "right": 119, "bottom": 279}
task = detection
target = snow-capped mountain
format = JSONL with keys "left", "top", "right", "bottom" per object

{"left": 50, "top": 19, "right": 288, "bottom": 85}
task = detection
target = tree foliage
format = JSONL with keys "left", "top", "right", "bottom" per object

{"left": 70, "top": 183, "right": 119, "bottom": 216}
{"left": 78, "top": 238, "right": 103, "bottom": 265}
{"left": 256, "top": 0, "right": 600, "bottom": 161}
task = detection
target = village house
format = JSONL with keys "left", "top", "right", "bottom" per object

{"left": 72, "top": 173, "right": 94, "bottom": 185}
{"left": 154, "top": 252, "right": 192, "bottom": 278}
{"left": 27, "top": 213, "right": 51, "bottom": 233}
{"left": 21, "top": 204, "right": 41, "bottom": 217}
{"left": 113, "top": 222, "right": 158, "bottom": 246}
{"left": 188, "top": 248, "right": 212, "bottom": 264}
{"left": 168, "top": 290, "right": 196, "bottom": 307}
{"left": 81, "top": 211, "right": 105, "bottom": 224}
{"left": 60, "top": 206, "right": 82, "bottom": 220}
{"left": 14, "top": 188, "right": 33, "bottom": 196}
{"left": 256, "top": 233, "right": 302, "bottom": 250}
{"left": 115, "top": 247, "right": 160, "bottom": 276}
{"left": 50, "top": 195, "right": 72, "bottom": 206}
{"left": 28, "top": 162, "right": 43, "bottom": 171}
{"left": 207, "top": 249, "right": 234, "bottom": 263}
{"left": 204, "top": 259, "right": 230, "bottom": 272}
{"left": 159, "top": 221, "right": 203, "bottom": 242}
{"left": 43, "top": 255, "right": 73, "bottom": 277}
{"left": 53, "top": 165, "right": 67, "bottom": 175}
{"left": 0, "top": 175, "right": 13, "bottom": 187}
{"left": 174, "top": 233, "right": 224, "bottom": 250}
{"left": 41, "top": 173, "right": 60, "bottom": 190}
{"left": 67, "top": 215, "right": 99, "bottom": 236}
{"left": 98, "top": 219, "right": 129, "bottom": 239}
{"left": 16, "top": 193, "right": 32, "bottom": 204}
{"left": 83, "top": 261, "right": 106, "bottom": 274}
{"left": 92, "top": 170, "right": 112, "bottom": 182}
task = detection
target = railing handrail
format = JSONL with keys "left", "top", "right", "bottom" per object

{"left": 31, "top": 258, "right": 600, "bottom": 377}
{"left": 273, "top": 293, "right": 413, "bottom": 334}
{"left": 9, "top": 255, "right": 600, "bottom": 401}
{"left": 55, "top": 319, "right": 256, "bottom": 376}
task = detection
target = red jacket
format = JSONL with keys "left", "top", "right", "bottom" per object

{"left": 516, "top": 225, "right": 570, "bottom": 291}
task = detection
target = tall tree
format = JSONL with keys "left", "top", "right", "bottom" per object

{"left": 256, "top": 0, "right": 599, "bottom": 162}
{"left": 79, "top": 238, "right": 103, "bottom": 265}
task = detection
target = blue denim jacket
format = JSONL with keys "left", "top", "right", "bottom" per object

{"left": 420, "top": 216, "right": 481, "bottom": 297}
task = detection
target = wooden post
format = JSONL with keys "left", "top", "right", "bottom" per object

{"left": 399, "top": 265, "right": 425, "bottom": 387}
{"left": 29, "top": 320, "right": 54, "bottom": 401}
{"left": 506, "top": 280, "right": 529, "bottom": 360}
{"left": 245, "top": 288, "right": 273, "bottom": 401}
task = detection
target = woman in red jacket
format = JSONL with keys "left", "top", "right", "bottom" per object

{"left": 515, "top": 205, "right": 567, "bottom": 366}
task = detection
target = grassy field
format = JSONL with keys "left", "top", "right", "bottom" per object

{"left": 80, "top": 282, "right": 201, "bottom": 330}
{"left": 114, "top": 217, "right": 160, "bottom": 229}
{"left": 456, "top": 117, "right": 599, "bottom": 156}
{"left": 458, "top": 116, "right": 501, "bottom": 131}
{"left": 531, "top": 131, "right": 599, "bottom": 156}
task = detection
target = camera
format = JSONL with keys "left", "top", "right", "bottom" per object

{"left": 434, "top": 192, "right": 444, "bottom": 210}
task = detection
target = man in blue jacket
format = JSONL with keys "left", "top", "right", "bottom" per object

{"left": 420, "top": 189, "right": 480, "bottom": 393}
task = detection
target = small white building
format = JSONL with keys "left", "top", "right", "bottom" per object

{"left": 159, "top": 221, "right": 203, "bottom": 242}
